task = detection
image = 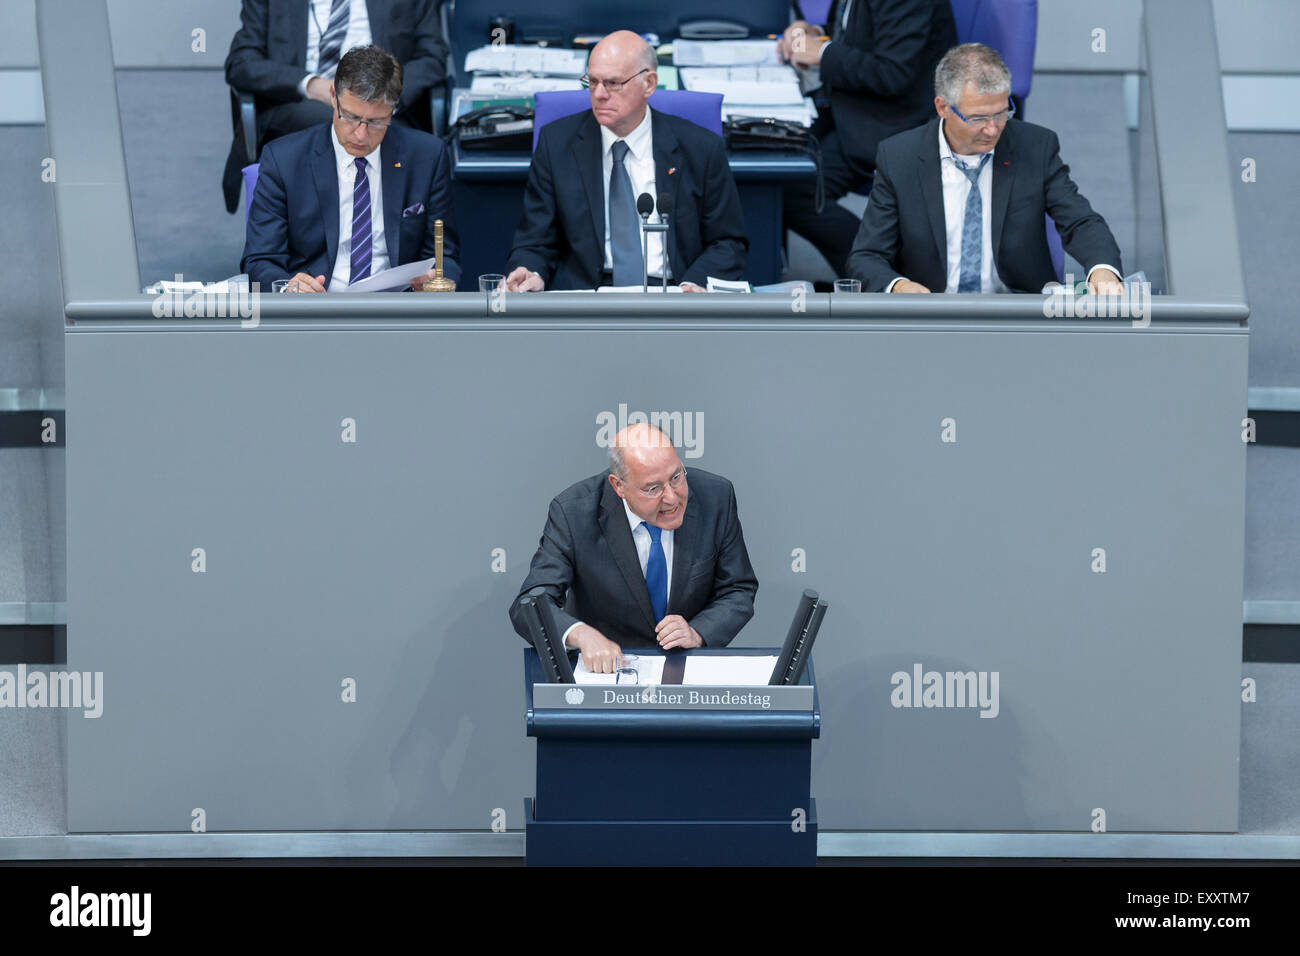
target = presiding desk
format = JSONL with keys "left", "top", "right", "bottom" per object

{"left": 61, "top": 293, "right": 1247, "bottom": 842}
{"left": 450, "top": 118, "right": 817, "bottom": 291}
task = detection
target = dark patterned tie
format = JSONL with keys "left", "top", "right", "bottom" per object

{"left": 955, "top": 153, "right": 991, "bottom": 293}
{"left": 349, "top": 156, "right": 372, "bottom": 282}
{"left": 316, "top": 0, "right": 351, "bottom": 79}
{"left": 609, "top": 140, "right": 641, "bottom": 286}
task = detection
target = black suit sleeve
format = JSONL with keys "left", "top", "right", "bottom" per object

{"left": 508, "top": 497, "right": 582, "bottom": 645}
{"left": 416, "top": 142, "right": 460, "bottom": 281}
{"left": 240, "top": 142, "right": 293, "bottom": 287}
{"left": 845, "top": 141, "right": 907, "bottom": 292}
{"left": 506, "top": 129, "right": 562, "bottom": 285}
{"left": 820, "top": 0, "right": 937, "bottom": 98}
{"left": 686, "top": 483, "right": 758, "bottom": 647}
{"left": 1042, "top": 130, "right": 1123, "bottom": 276}
{"left": 394, "top": 0, "right": 449, "bottom": 114}
{"left": 677, "top": 138, "right": 749, "bottom": 286}
{"left": 225, "top": 0, "right": 307, "bottom": 103}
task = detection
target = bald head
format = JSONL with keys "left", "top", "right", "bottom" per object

{"left": 590, "top": 30, "right": 658, "bottom": 75}
{"left": 586, "top": 30, "right": 658, "bottom": 138}
{"left": 608, "top": 423, "right": 688, "bottom": 529}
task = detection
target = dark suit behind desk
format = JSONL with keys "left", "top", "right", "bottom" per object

{"left": 241, "top": 122, "right": 458, "bottom": 289}
{"left": 223, "top": 0, "right": 447, "bottom": 211}
{"left": 846, "top": 117, "right": 1123, "bottom": 293}
{"left": 505, "top": 109, "right": 748, "bottom": 290}
{"left": 509, "top": 469, "right": 759, "bottom": 650}
{"left": 783, "top": 0, "right": 956, "bottom": 276}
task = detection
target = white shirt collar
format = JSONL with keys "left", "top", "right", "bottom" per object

{"left": 600, "top": 104, "right": 653, "bottom": 162}
{"left": 622, "top": 495, "right": 673, "bottom": 539}
{"left": 330, "top": 123, "right": 381, "bottom": 176}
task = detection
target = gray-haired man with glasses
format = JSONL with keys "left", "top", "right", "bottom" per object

{"left": 510, "top": 423, "right": 758, "bottom": 674}
{"left": 846, "top": 43, "right": 1124, "bottom": 295}
{"left": 242, "top": 45, "right": 458, "bottom": 292}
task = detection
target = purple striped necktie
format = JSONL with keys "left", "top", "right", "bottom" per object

{"left": 316, "top": 0, "right": 351, "bottom": 78}
{"left": 350, "top": 156, "right": 372, "bottom": 282}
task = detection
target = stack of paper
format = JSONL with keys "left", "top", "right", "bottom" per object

{"left": 463, "top": 44, "right": 588, "bottom": 76}
{"left": 680, "top": 65, "right": 816, "bottom": 126}
{"left": 463, "top": 44, "right": 588, "bottom": 96}
{"left": 672, "top": 38, "right": 780, "bottom": 67}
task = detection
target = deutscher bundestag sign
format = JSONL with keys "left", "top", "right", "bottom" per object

{"left": 532, "top": 684, "right": 814, "bottom": 711}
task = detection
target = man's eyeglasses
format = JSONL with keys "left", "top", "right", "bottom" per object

{"left": 580, "top": 68, "right": 650, "bottom": 94}
{"left": 620, "top": 467, "right": 687, "bottom": 500}
{"left": 336, "top": 102, "right": 394, "bottom": 131}
{"left": 948, "top": 98, "right": 1016, "bottom": 127}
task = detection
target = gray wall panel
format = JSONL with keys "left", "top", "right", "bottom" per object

{"left": 0, "top": 0, "right": 39, "bottom": 69}
{"left": 66, "top": 319, "right": 1246, "bottom": 832}
{"left": 106, "top": 0, "right": 239, "bottom": 68}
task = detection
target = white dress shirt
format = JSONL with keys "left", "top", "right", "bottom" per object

{"left": 599, "top": 106, "right": 670, "bottom": 280}
{"left": 887, "top": 119, "right": 1117, "bottom": 293}
{"left": 562, "top": 495, "right": 676, "bottom": 646}
{"left": 328, "top": 124, "right": 389, "bottom": 290}
{"left": 936, "top": 118, "right": 1009, "bottom": 294}
{"left": 299, "top": 0, "right": 373, "bottom": 95}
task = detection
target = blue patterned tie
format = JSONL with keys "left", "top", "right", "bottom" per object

{"left": 956, "top": 152, "right": 991, "bottom": 293}
{"left": 316, "top": 0, "right": 351, "bottom": 79}
{"left": 349, "top": 156, "right": 372, "bottom": 282}
{"left": 609, "top": 140, "right": 641, "bottom": 286}
{"left": 642, "top": 521, "right": 667, "bottom": 622}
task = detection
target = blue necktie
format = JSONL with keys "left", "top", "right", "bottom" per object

{"left": 955, "top": 152, "right": 991, "bottom": 293}
{"left": 609, "top": 140, "right": 641, "bottom": 286}
{"left": 642, "top": 521, "right": 667, "bottom": 623}
{"left": 316, "top": 0, "right": 351, "bottom": 78}
{"left": 350, "top": 156, "right": 372, "bottom": 282}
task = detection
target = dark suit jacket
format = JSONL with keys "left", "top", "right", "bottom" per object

{"left": 225, "top": 0, "right": 447, "bottom": 118}
{"left": 505, "top": 109, "right": 748, "bottom": 289}
{"left": 241, "top": 122, "right": 459, "bottom": 288}
{"left": 509, "top": 469, "right": 759, "bottom": 650}
{"left": 846, "top": 117, "right": 1123, "bottom": 293}
{"left": 819, "top": 0, "right": 956, "bottom": 173}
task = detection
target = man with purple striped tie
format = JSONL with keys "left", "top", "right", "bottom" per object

{"left": 223, "top": 0, "right": 447, "bottom": 213}
{"left": 241, "top": 46, "right": 459, "bottom": 292}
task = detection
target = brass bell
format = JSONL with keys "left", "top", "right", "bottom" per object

{"left": 421, "top": 219, "right": 457, "bottom": 292}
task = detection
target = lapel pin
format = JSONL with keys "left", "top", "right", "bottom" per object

{"left": 668, "top": 167, "right": 676, "bottom": 175}
{"left": 394, "top": 162, "right": 402, "bottom": 168}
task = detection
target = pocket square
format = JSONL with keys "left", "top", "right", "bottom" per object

{"left": 402, "top": 202, "right": 425, "bottom": 218}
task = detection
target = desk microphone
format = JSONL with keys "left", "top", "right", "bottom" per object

{"left": 637, "top": 192, "right": 655, "bottom": 292}
{"left": 656, "top": 191, "right": 673, "bottom": 292}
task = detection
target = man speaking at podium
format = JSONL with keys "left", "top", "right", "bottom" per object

{"left": 509, "top": 424, "right": 758, "bottom": 673}
{"left": 503, "top": 31, "right": 747, "bottom": 292}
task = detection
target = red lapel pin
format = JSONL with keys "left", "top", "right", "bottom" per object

{"left": 668, "top": 167, "right": 676, "bottom": 175}
{"left": 394, "top": 162, "right": 402, "bottom": 168}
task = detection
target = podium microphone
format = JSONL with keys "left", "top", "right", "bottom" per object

{"left": 636, "top": 192, "right": 655, "bottom": 292}
{"left": 656, "top": 191, "right": 673, "bottom": 292}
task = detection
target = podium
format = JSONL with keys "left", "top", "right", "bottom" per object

{"left": 523, "top": 647, "right": 820, "bottom": 866}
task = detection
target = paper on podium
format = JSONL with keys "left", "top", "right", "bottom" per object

{"left": 573, "top": 655, "right": 667, "bottom": 685}
{"left": 681, "top": 655, "right": 778, "bottom": 686}
{"left": 331, "top": 256, "right": 436, "bottom": 293}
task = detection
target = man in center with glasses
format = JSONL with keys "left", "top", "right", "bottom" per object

{"left": 509, "top": 423, "right": 759, "bottom": 674}
{"left": 242, "top": 45, "right": 458, "bottom": 292}
{"left": 503, "top": 30, "right": 747, "bottom": 292}
{"left": 846, "top": 43, "right": 1124, "bottom": 295}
